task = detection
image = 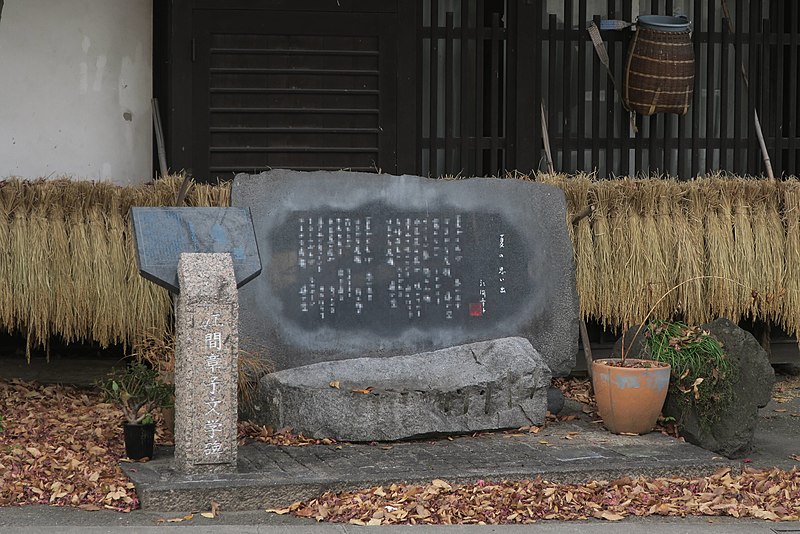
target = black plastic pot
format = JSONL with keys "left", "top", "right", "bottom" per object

{"left": 123, "top": 422, "right": 155, "bottom": 460}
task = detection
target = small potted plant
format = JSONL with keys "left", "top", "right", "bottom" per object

{"left": 592, "top": 326, "right": 671, "bottom": 435}
{"left": 99, "top": 362, "right": 173, "bottom": 460}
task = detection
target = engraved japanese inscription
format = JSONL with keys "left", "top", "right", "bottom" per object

{"left": 269, "top": 204, "right": 530, "bottom": 334}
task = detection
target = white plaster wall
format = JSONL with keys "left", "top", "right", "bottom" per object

{"left": 0, "top": 0, "right": 152, "bottom": 184}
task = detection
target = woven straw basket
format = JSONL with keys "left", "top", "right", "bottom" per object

{"left": 624, "top": 16, "right": 695, "bottom": 116}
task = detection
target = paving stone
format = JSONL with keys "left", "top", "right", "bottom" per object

{"left": 124, "top": 413, "right": 733, "bottom": 512}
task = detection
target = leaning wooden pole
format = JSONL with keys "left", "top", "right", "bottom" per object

{"left": 720, "top": 0, "right": 775, "bottom": 180}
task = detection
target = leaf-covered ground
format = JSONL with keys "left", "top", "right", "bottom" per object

{"left": 274, "top": 468, "right": 800, "bottom": 524}
{"left": 0, "top": 379, "right": 334, "bottom": 512}
{"left": 0, "top": 379, "right": 138, "bottom": 511}
{"left": 3, "top": 375, "right": 800, "bottom": 523}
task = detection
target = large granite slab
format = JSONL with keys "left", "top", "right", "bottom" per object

{"left": 257, "top": 337, "right": 551, "bottom": 441}
{"left": 231, "top": 170, "right": 578, "bottom": 376}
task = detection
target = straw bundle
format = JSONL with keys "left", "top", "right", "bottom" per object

{"left": 676, "top": 184, "right": 707, "bottom": 323}
{"left": 536, "top": 172, "right": 799, "bottom": 338}
{"left": 0, "top": 175, "right": 232, "bottom": 358}
{"left": 783, "top": 182, "right": 800, "bottom": 337}
{"left": 751, "top": 180, "right": 786, "bottom": 323}
{"left": 2, "top": 172, "right": 799, "bottom": 358}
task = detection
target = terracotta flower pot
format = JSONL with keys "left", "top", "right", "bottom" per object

{"left": 592, "top": 358, "right": 671, "bottom": 435}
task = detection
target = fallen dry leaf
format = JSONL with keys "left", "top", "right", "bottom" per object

{"left": 0, "top": 379, "right": 145, "bottom": 511}
{"left": 238, "top": 422, "right": 333, "bottom": 446}
{"left": 283, "top": 467, "right": 800, "bottom": 524}
{"left": 596, "top": 511, "right": 625, "bottom": 521}
{"left": 160, "top": 515, "right": 193, "bottom": 523}
{"left": 329, "top": 381, "right": 340, "bottom": 389}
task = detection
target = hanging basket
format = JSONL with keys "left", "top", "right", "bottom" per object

{"left": 623, "top": 15, "right": 695, "bottom": 116}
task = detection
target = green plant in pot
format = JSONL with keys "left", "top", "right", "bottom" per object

{"left": 591, "top": 276, "right": 745, "bottom": 435}
{"left": 99, "top": 362, "right": 173, "bottom": 460}
{"left": 644, "top": 320, "right": 737, "bottom": 431}
{"left": 592, "top": 325, "right": 672, "bottom": 435}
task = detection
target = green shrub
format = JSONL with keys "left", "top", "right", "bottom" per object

{"left": 645, "top": 320, "right": 737, "bottom": 429}
{"left": 98, "top": 362, "right": 173, "bottom": 425}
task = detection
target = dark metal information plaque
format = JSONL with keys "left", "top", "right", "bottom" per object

{"left": 131, "top": 207, "right": 262, "bottom": 293}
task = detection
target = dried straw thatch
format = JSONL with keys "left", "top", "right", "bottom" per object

{"left": 0, "top": 175, "right": 231, "bottom": 359}
{"left": 541, "top": 172, "right": 800, "bottom": 338}
{"left": 1, "top": 172, "right": 798, "bottom": 360}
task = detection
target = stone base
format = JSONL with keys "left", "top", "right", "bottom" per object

{"left": 256, "top": 337, "right": 551, "bottom": 442}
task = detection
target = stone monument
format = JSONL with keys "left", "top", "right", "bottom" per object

{"left": 231, "top": 170, "right": 578, "bottom": 441}
{"left": 231, "top": 170, "right": 579, "bottom": 377}
{"left": 131, "top": 207, "right": 261, "bottom": 473}
{"left": 173, "top": 253, "right": 239, "bottom": 472}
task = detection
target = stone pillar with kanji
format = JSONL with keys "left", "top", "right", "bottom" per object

{"left": 174, "top": 253, "right": 239, "bottom": 474}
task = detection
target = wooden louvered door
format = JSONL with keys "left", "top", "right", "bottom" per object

{"left": 191, "top": 9, "right": 398, "bottom": 181}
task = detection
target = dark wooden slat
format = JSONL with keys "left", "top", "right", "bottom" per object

{"left": 788, "top": 1, "right": 798, "bottom": 175}
{"left": 210, "top": 166, "right": 378, "bottom": 172}
{"left": 548, "top": 14, "right": 558, "bottom": 171}
{"left": 210, "top": 107, "right": 379, "bottom": 114}
{"left": 192, "top": 22, "right": 212, "bottom": 181}
{"left": 489, "top": 12, "right": 501, "bottom": 174}
{"left": 421, "top": 136, "right": 507, "bottom": 149}
{"left": 209, "top": 88, "right": 379, "bottom": 95}
{"left": 604, "top": 1, "right": 615, "bottom": 178}
{"left": 209, "top": 147, "right": 379, "bottom": 153}
{"left": 557, "top": 136, "right": 769, "bottom": 151}
{"left": 209, "top": 48, "right": 379, "bottom": 56}
{"left": 445, "top": 12, "right": 455, "bottom": 173}
{"left": 621, "top": 0, "right": 632, "bottom": 176}
{"left": 591, "top": 15, "right": 601, "bottom": 173}
{"left": 396, "top": 0, "right": 417, "bottom": 174}
{"left": 733, "top": 0, "right": 744, "bottom": 172}
{"left": 561, "top": 0, "right": 573, "bottom": 172}
{"left": 210, "top": 127, "right": 379, "bottom": 133}
{"left": 746, "top": 0, "right": 758, "bottom": 174}
{"left": 702, "top": 0, "right": 714, "bottom": 174}
{"left": 459, "top": 0, "right": 473, "bottom": 176}
{"left": 414, "top": 0, "right": 424, "bottom": 173}
{"left": 168, "top": 0, "right": 193, "bottom": 175}
{"left": 209, "top": 67, "right": 379, "bottom": 75}
{"left": 690, "top": 0, "right": 702, "bottom": 175}
{"left": 474, "top": 0, "right": 485, "bottom": 175}
{"left": 759, "top": 17, "right": 771, "bottom": 176}
{"left": 720, "top": 15, "right": 731, "bottom": 171}
{"left": 430, "top": 0, "right": 439, "bottom": 175}
{"left": 513, "top": 0, "right": 538, "bottom": 174}
{"left": 192, "top": 0, "right": 399, "bottom": 12}
{"left": 772, "top": 1, "right": 784, "bottom": 176}
{"left": 577, "top": 0, "right": 587, "bottom": 172}
{"left": 530, "top": 0, "right": 544, "bottom": 174}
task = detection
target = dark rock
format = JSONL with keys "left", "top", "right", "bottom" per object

{"left": 547, "top": 386, "right": 565, "bottom": 415}
{"left": 256, "top": 337, "right": 551, "bottom": 442}
{"left": 612, "top": 318, "right": 775, "bottom": 458}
